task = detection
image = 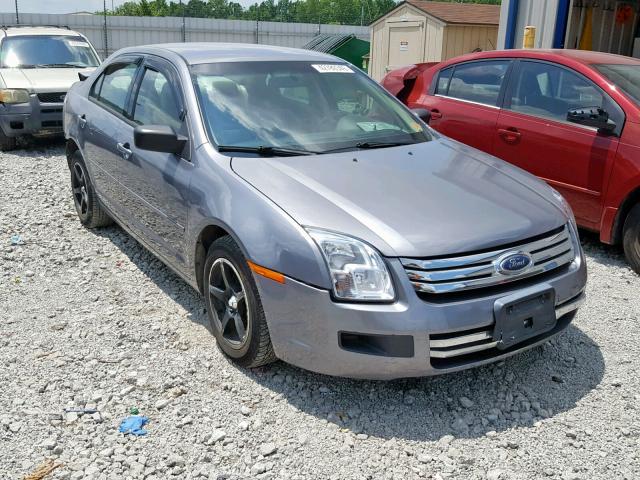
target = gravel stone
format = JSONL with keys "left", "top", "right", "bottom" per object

{"left": 259, "top": 442, "right": 277, "bottom": 456}
{"left": 459, "top": 396, "right": 475, "bottom": 408}
{"left": 0, "top": 143, "right": 638, "bottom": 480}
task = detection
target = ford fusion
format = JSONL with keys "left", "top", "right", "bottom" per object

{"left": 63, "top": 44, "right": 587, "bottom": 379}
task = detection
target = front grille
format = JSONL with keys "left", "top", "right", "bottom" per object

{"left": 41, "top": 120, "right": 63, "bottom": 128}
{"left": 37, "top": 92, "right": 66, "bottom": 103}
{"left": 430, "top": 326, "right": 496, "bottom": 359}
{"left": 400, "top": 225, "right": 575, "bottom": 295}
{"left": 429, "top": 293, "right": 583, "bottom": 368}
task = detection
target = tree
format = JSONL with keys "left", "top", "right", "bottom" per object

{"left": 108, "top": 0, "right": 500, "bottom": 25}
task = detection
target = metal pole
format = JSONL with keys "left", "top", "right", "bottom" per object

{"left": 361, "top": 2, "right": 364, "bottom": 26}
{"left": 15, "top": 0, "right": 19, "bottom": 24}
{"left": 180, "top": 0, "right": 186, "bottom": 42}
{"left": 103, "top": 0, "right": 109, "bottom": 58}
{"left": 256, "top": 17, "right": 259, "bottom": 44}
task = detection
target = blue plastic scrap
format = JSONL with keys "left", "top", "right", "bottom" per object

{"left": 10, "top": 235, "right": 24, "bottom": 246}
{"left": 118, "top": 415, "right": 149, "bottom": 436}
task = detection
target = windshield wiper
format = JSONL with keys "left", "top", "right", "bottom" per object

{"left": 217, "top": 145, "right": 316, "bottom": 157}
{"left": 355, "top": 141, "right": 415, "bottom": 150}
{"left": 35, "top": 63, "right": 88, "bottom": 68}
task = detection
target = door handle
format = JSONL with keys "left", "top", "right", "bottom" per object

{"left": 116, "top": 142, "right": 132, "bottom": 160}
{"left": 430, "top": 109, "right": 443, "bottom": 119}
{"left": 78, "top": 114, "right": 87, "bottom": 129}
{"left": 498, "top": 128, "right": 521, "bottom": 144}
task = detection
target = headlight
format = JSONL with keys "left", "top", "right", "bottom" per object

{"left": 0, "top": 88, "right": 30, "bottom": 104}
{"left": 550, "top": 187, "right": 577, "bottom": 227}
{"left": 306, "top": 228, "right": 395, "bottom": 302}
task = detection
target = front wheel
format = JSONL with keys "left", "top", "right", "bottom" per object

{"left": 203, "top": 236, "right": 277, "bottom": 368}
{"left": 0, "top": 129, "right": 17, "bottom": 151}
{"left": 622, "top": 203, "right": 640, "bottom": 274}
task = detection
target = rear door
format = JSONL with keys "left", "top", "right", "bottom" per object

{"left": 115, "top": 56, "right": 192, "bottom": 268}
{"left": 494, "top": 60, "right": 623, "bottom": 227}
{"left": 426, "top": 59, "right": 511, "bottom": 155}
{"left": 82, "top": 57, "right": 141, "bottom": 213}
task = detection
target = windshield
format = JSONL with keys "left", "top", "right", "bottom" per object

{"left": 192, "top": 61, "right": 431, "bottom": 154}
{"left": 595, "top": 64, "right": 640, "bottom": 106}
{"left": 0, "top": 35, "right": 100, "bottom": 68}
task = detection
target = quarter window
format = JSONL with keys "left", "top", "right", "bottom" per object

{"left": 132, "top": 68, "right": 182, "bottom": 130}
{"left": 508, "top": 61, "right": 609, "bottom": 122}
{"left": 90, "top": 62, "right": 138, "bottom": 115}
{"left": 435, "top": 67, "right": 453, "bottom": 95}
{"left": 446, "top": 60, "right": 510, "bottom": 107}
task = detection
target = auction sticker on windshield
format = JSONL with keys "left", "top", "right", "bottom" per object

{"left": 67, "top": 40, "right": 90, "bottom": 47}
{"left": 312, "top": 64, "right": 353, "bottom": 73}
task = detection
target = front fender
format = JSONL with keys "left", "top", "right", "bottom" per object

{"left": 186, "top": 143, "right": 330, "bottom": 290}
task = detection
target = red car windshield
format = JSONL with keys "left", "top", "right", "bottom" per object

{"left": 595, "top": 64, "right": 640, "bottom": 106}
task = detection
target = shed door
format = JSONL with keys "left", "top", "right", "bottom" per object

{"left": 385, "top": 21, "right": 424, "bottom": 74}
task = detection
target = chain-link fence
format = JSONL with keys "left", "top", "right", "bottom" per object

{"left": 6, "top": 0, "right": 381, "bottom": 58}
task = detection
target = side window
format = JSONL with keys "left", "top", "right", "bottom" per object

{"left": 447, "top": 60, "right": 510, "bottom": 107}
{"left": 90, "top": 62, "right": 138, "bottom": 115}
{"left": 435, "top": 67, "right": 453, "bottom": 95}
{"left": 508, "top": 61, "right": 613, "bottom": 122}
{"left": 132, "top": 68, "right": 182, "bottom": 130}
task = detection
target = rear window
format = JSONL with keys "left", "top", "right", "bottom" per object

{"left": 446, "top": 60, "right": 510, "bottom": 107}
{"left": 595, "top": 64, "right": 640, "bottom": 106}
{"left": 90, "top": 62, "right": 138, "bottom": 115}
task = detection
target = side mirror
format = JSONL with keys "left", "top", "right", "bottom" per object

{"left": 134, "top": 125, "right": 187, "bottom": 154}
{"left": 567, "top": 107, "right": 616, "bottom": 134}
{"left": 411, "top": 108, "right": 431, "bottom": 124}
{"left": 78, "top": 72, "right": 89, "bottom": 82}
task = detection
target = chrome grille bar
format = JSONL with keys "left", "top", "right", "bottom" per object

{"left": 429, "top": 292, "right": 585, "bottom": 359}
{"left": 402, "top": 225, "right": 575, "bottom": 295}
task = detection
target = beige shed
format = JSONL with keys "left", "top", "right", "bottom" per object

{"left": 368, "top": 0, "right": 500, "bottom": 80}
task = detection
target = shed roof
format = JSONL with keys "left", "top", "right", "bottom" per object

{"left": 405, "top": 1, "right": 500, "bottom": 26}
{"left": 302, "top": 34, "right": 355, "bottom": 53}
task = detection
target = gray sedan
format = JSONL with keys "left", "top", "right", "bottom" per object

{"left": 63, "top": 43, "right": 587, "bottom": 379}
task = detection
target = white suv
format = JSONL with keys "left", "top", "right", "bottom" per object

{"left": 0, "top": 25, "right": 100, "bottom": 150}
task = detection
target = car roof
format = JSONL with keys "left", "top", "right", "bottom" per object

{"left": 443, "top": 48, "right": 640, "bottom": 67}
{"left": 1, "top": 26, "right": 81, "bottom": 37}
{"left": 117, "top": 42, "right": 342, "bottom": 65}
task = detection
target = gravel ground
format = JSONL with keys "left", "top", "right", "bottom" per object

{"left": 1, "top": 141, "right": 639, "bottom": 480}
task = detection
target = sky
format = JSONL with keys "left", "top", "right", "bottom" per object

{"left": 4, "top": 0, "right": 255, "bottom": 15}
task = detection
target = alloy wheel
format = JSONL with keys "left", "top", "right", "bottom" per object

{"left": 72, "top": 163, "right": 89, "bottom": 219}
{"left": 208, "top": 258, "right": 250, "bottom": 348}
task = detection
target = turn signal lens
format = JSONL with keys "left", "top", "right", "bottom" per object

{"left": 0, "top": 88, "right": 30, "bottom": 104}
{"left": 247, "top": 261, "right": 285, "bottom": 284}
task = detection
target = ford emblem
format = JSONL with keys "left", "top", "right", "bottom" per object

{"left": 496, "top": 252, "right": 532, "bottom": 275}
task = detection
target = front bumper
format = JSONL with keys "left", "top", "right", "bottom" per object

{"left": 0, "top": 94, "right": 64, "bottom": 137}
{"left": 256, "top": 250, "right": 587, "bottom": 380}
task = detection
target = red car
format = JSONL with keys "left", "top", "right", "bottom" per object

{"left": 383, "top": 49, "right": 640, "bottom": 273}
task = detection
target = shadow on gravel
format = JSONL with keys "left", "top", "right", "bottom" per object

{"left": 88, "top": 221, "right": 605, "bottom": 442}
{"left": 92, "top": 225, "right": 212, "bottom": 331}
{"left": 246, "top": 325, "right": 604, "bottom": 441}
{"left": 578, "top": 228, "right": 630, "bottom": 270}
{"left": 7, "top": 134, "right": 65, "bottom": 152}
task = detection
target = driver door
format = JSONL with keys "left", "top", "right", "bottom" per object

{"left": 494, "top": 60, "right": 623, "bottom": 228}
{"left": 115, "top": 57, "right": 193, "bottom": 270}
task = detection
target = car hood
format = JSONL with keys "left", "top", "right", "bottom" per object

{"left": 0, "top": 67, "right": 96, "bottom": 91}
{"left": 232, "top": 137, "right": 568, "bottom": 257}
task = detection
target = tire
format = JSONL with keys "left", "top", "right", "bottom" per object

{"left": 0, "top": 129, "right": 17, "bottom": 151}
{"left": 69, "top": 151, "right": 113, "bottom": 228}
{"left": 203, "top": 236, "right": 277, "bottom": 368}
{"left": 622, "top": 203, "right": 640, "bottom": 274}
